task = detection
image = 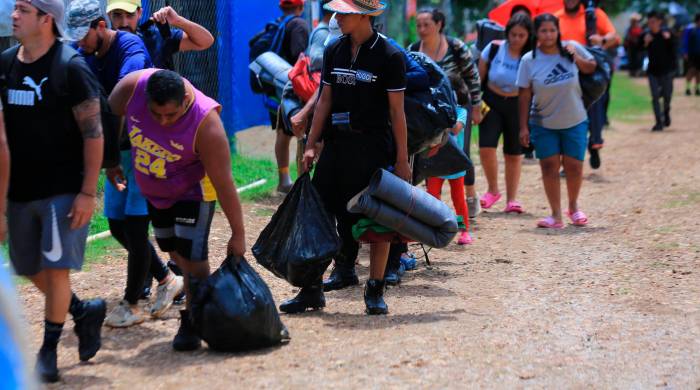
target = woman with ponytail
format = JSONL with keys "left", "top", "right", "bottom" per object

{"left": 515, "top": 14, "right": 596, "bottom": 228}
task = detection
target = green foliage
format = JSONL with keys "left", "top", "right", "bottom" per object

{"left": 608, "top": 73, "right": 651, "bottom": 121}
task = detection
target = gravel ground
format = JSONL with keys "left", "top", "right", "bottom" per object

{"left": 16, "top": 81, "right": 700, "bottom": 389}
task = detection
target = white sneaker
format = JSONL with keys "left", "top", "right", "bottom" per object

{"left": 467, "top": 196, "right": 481, "bottom": 220}
{"left": 150, "top": 275, "right": 184, "bottom": 318}
{"left": 105, "top": 300, "right": 145, "bottom": 328}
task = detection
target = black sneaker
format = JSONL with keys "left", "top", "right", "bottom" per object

{"left": 651, "top": 123, "right": 664, "bottom": 131}
{"left": 383, "top": 262, "right": 405, "bottom": 286}
{"left": 279, "top": 287, "right": 325, "bottom": 314}
{"left": 322, "top": 266, "right": 359, "bottom": 292}
{"left": 36, "top": 346, "right": 59, "bottom": 383}
{"left": 73, "top": 298, "right": 106, "bottom": 362}
{"left": 364, "top": 279, "right": 388, "bottom": 315}
{"left": 686, "top": 88, "right": 692, "bottom": 96}
{"left": 173, "top": 310, "right": 201, "bottom": 351}
{"left": 589, "top": 148, "right": 601, "bottom": 170}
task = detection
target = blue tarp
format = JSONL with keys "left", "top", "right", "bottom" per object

{"left": 218, "top": 1, "right": 280, "bottom": 133}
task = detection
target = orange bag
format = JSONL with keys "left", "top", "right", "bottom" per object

{"left": 288, "top": 53, "right": 320, "bottom": 103}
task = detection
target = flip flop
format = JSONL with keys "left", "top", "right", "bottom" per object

{"left": 504, "top": 200, "right": 524, "bottom": 214}
{"left": 567, "top": 210, "right": 589, "bottom": 226}
{"left": 480, "top": 192, "right": 502, "bottom": 209}
{"left": 537, "top": 216, "right": 564, "bottom": 229}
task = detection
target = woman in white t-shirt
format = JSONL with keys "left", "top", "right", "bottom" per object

{"left": 516, "top": 13, "right": 596, "bottom": 229}
{"left": 477, "top": 13, "right": 532, "bottom": 214}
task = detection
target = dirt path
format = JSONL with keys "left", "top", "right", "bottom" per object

{"left": 18, "top": 80, "right": 700, "bottom": 388}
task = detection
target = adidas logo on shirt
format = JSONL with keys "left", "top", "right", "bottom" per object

{"left": 544, "top": 64, "right": 573, "bottom": 85}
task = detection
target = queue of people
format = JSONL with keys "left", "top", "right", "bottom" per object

{"left": 1, "top": 0, "right": 691, "bottom": 384}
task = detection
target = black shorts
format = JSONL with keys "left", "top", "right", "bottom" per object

{"left": 148, "top": 200, "right": 215, "bottom": 262}
{"left": 689, "top": 55, "right": 700, "bottom": 71}
{"left": 268, "top": 111, "right": 294, "bottom": 137}
{"left": 478, "top": 88, "right": 522, "bottom": 155}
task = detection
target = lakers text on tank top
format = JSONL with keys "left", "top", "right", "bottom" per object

{"left": 126, "top": 69, "right": 220, "bottom": 209}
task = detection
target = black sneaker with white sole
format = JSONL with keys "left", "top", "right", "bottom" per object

{"left": 73, "top": 298, "right": 106, "bottom": 362}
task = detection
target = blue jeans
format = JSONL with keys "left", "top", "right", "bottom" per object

{"left": 587, "top": 98, "right": 605, "bottom": 147}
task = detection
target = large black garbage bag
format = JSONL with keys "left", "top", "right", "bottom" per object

{"left": 190, "top": 256, "right": 289, "bottom": 352}
{"left": 252, "top": 173, "right": 340, "bottom": 287}
{"left": 405, "top": 51, "right": 458, "bottom": 154}
{"left": 413, "top": 135, "right": 473, "bottom": 184}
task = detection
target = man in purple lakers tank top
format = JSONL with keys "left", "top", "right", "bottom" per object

{"left": 109, "top": 69, "right": 246, "bottom": 351}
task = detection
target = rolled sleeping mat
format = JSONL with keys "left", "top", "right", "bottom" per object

{"left": 347, "top": 169, "right": 458, "bottom": 248}
{"left": 367, "top": 169, "right": 458, "bottom": 229}
{"left": 249, "top": 52, "right": 292, "bottom": 93}
{"left": 347, "top": 190, "right": 457, "bottom": 249}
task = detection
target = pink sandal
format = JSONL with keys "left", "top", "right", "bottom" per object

{"left": 480, "top": 192, "right": 502, "bottom": 209}
{"left": 567, "top": 210, "right": 589, "bottom": 226}
{"left": 504, "top": 200, "right": 524, "bottom": 214}
{"left": 537, "top": 216, "right": 564, "bottom": 229}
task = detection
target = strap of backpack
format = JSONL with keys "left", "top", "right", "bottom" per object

{"left": 271, "top": 15, "right": 297, "bottom": 54}
{"left": 50, "top": 42, "right": 81, "bottom": 98}
{"left": 482, "top": 41, "right": 500, "bottom": 87}
{"left": 0, "top": 45, "right": 21, "bottom": 100}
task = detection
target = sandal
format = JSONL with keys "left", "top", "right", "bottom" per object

{"left": 504, "top": 200, "right": 524, "bottom": 214}
{"left": 537, "top": 216, "right": 564, "bottom": 229}
{"left": 480, "top": 192, "right": 502, "bottom": 209}
{"left": 567, "top": 210, "right": 589, "bottom": 226}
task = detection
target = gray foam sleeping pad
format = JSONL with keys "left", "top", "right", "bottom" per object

{"left": 347, "top": 169, "right": 458, "bottom": 248}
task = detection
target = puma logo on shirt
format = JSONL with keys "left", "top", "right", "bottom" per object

{"left": 7, "top": 76, "right": 49, "bottom": 106}
{"left": 544, "top": 64, "right": 574, "bottom": 85}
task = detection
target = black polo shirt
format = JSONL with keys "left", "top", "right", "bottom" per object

{"left": 321, "top": 31, "right": 406, "bottom": 144}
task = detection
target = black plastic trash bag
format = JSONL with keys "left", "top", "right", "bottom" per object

{"left": 405, "top": 51, "right": 458, "bottom": 154}
{"left": 580, "top": 46, "right": 612, "bottom": 109}
{"left": 190, "top": 256, "right": 289, "bottom": 352}
{"left": 253, "top": 173, "right": 340, "bottom": 287}
{"left": 413, "top": 135, "right": 472, "bottom": 184}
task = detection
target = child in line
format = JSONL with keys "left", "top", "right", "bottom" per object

{"left": 426, "top": 106, "right": 472, "bottom": 245}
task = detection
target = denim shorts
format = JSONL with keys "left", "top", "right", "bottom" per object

{"left": 104, "top": 150, "right": 149, "bottom": 219}
{"left": 530, "top": 120, "right": 589, "bottom": 161}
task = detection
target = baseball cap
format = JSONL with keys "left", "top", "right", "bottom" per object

{"left": 19, "top": 0, "right": 67, "bottom": 39}
{"left": 106, "top": 0, "right": 141, "bottom": 14}
{"left": 65, "top": 0, "right": 105, "bottom": 42}
{"left": 280, "top": 0, "right": 304, "bottom": 8}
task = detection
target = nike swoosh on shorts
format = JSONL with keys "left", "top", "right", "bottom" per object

{"left": 42, "top": 204, "right": 63, "bottom": 263}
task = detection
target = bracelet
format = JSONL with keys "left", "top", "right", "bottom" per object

{"left": 80, "top": 191, "right": 97, "bottom": 198}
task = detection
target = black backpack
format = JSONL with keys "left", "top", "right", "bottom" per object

{"left": 248, "top": 15, "right": 298, "bottom": 94}
{"left": 0, "top": 43, "right": 120, "bottom": 168}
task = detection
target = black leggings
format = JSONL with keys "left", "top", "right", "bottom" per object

{"left": 108, "top": 217, "right": 169, "bottom": 305}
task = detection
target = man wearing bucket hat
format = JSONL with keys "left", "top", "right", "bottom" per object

{"left": 105, "top": 0, "right": 214, "bottom": 71}
{"left": 1, "top": 0, "right": 106, "bottom": 382}
{"left": 66, "top": 0, "right": 186, "bottom": 328}
{"left": 281, "top": 0, "right": 409, "bottom": 315}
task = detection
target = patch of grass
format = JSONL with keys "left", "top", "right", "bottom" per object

{"left": 232, "top": 153, "right": 298, "bottom": 201}
{"left": 608, "top": 73, "right": 651, "bottom": 122}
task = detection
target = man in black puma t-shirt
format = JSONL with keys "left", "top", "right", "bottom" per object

{"left": 0, "top": 0, "right": 105, "bottom": 383}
